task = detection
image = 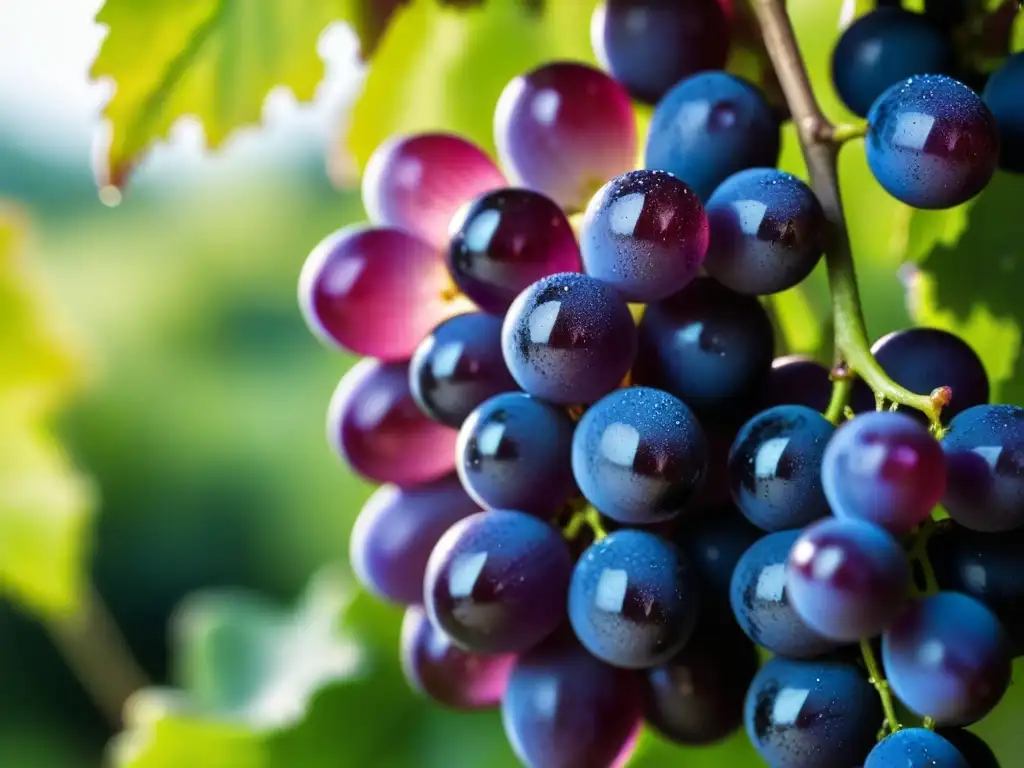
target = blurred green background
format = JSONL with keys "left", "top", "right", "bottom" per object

{"left": 1, "top": 0, "right": 1023, "bottom": 766}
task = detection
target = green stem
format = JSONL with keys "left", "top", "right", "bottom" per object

{"left": 830, "top": 122, "right": 868, "bottom": 144}
{"left": 824, "top": 376, "right": 853, "bottom": 425}
{"left": 860, "top": 638, "right": 902, "bottom": 734}
{"left": 907, "top": 516, "right": 940, "bottom": 595}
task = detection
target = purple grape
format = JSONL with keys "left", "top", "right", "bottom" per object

{"left": 327, "top": 359, "right": 457, "bottom": 485}
{"left": 580, "top": 169, "right": 709, "bottom": 303}
{"left": 865, "top": 728, "right": 969, "bottom": 768}
{"left": 409, "top": 312, "right": 518, "bottom": 428}
{"left": 501, "top": 272, "right": 637, "bottom": 405}
{"left": 362, "top": 133, "right": 506, "bottom": 248}
{"left": 299, "top": 225, "right": 457, "bottom": 361}
{"left": 501, "top": 633, "right": 643, "bottom": 768}
{"left": 571, "top": 387, "right": 708, "bottom": 525}
{"left": 494, "top": 62, "right": 637, "bottom": 212}
{"left": 456, "top": 392, "right": 577, "bottom": 518}
{"left": 984, "top": 52, "right": 1024, "bottom": 173}
{"left": 937, "top": 728, "right": 1002, "bottom": 768}
{"left": 787, "top": 517, "right": 910, "bottom": 641}
{"left": 591, "top": 0, "right": 730, "bottom": 105}
{"left": 882, "top": 592, "right": 1011, "bottom": 725}
{"left": 821, "top": 411, "right": 946, "bottom": 535}
{"left": 759, "top": 355, "right": 875, "bottom": 414}
{"left": 447, "top": 188, "right": 582, "bottom": 315}
{"left": 872, "top": 328, "right": 989, "bottom": 424}
{"left": 350, "top": 474, "right": 480, "bottom": 605}
{"left": 400, "top": 606, "right": 515, "bottom": 710}
{"left": 424, "top": 510, "right": 571, "bottom": 654}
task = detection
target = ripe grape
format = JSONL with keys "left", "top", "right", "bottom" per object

{"left": 704, "top": 168, "right": 825, "bottom": 296}
{"left": 501, "top": 634, "right": 643, "bottom": 768}
{"left": 456, "top": 392, "right": 577, "bottom": 517}
{"left": 831, "top": 8, "right": 955, "bottom": 118}
{"left": 645, "top": 72, "right": 781, "bottom": 200}
{"left": 447, "top": 188, "right": 582, "bottom": 315}
{"left": 328, "top": 359, "right": 457, "bottom": 486}
{"left": 865, "top": 728, "right": 969, "bottom": 768}
{"left": 729, "top": 529, "right": 839, "bottom": 657}
{"left": 759, "top": 355, "right": 875, "bottom": 414}
{"left": 883, "top": 591, "right": 1012, "bottom": 725}
{"left": 501, "top": 272, "right": 637, "bottom": 404}
{"left": 941, "top": 404, "right": 1024, "bottom": 532}
{"left": 494, "top": 62, "right": 637, "bottom": 212}
{"left": 580, "top": 169, "right": 709, "bottom": 303}
{"left": 871, "top": 327, "right": 989, "bottom": 424}
{"left": 634, "top": 277, "right": 774, "bottom": 412}
{"left": 350, "top": 475, "right": 480, "bottom": 605}
{"left": 787, "top": 517, "right": 910, "bottom": 641}
{"left": 571, "top": 387, "right": 708, "bottom": 525}
{"left": 821, "top": 410, "right": 946, "bottom": 535}
{"left": 744, "top": 658, "right": 883, "bottom": 768}
{"left": 727, "top": 404, "right": 835, "bottom": 532}
{"left": 591, "top": 0, "right": 730, "bottom": 105}
{"left": 983, "top": 52, "right": 1024, "bottom": 173}
{"left": 400, "top": 606, "right": 515, "bottom": 710}
{"left": 299, "top": 226, "right": 457, "bottom": 361}
{"left": 424, "top": 510, "right": 571, "bottom": 654}
{"left": 362, "top": 133, "right": 506, "bottom": 248}
{"left": 937, "top": 728, "right": 1002, "bottom": 768}
{"left": 568, "top": 529, "right": 699, "bottom": 668}
{"left": 866, "top": 75, "right": 999, "bottom": 210}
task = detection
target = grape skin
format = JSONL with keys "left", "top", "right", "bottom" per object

{"left": 865, "top": 728, "right": 969, "bottom": 768}
{"left": 759, "top": 355, "right": 876, "bottom": 414}
{"left": 983, "top": 52, "right": 1024, "bottom": 173}
{"left": 937, "top": 728, "right": 1002, "bottom": 768}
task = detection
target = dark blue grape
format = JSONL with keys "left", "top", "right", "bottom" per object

{"left": 872, "top": 328, "right": 989, "bottom": 425}
{"left": 787, "top": 517, "right": 910, "bottom": 641}
{"left": 928, "top": 522, "right": 1024, "bottom": 656}
{"left": 883, "top": 591, "right": 1011, "bottom": 725}
{"left": 984, "top": 52, "right": 1024, "bottom": 173}
{"left": 729, "top": 529, "right": 839, "bottom": 657}
{"left": 727, "top": 405, "right": 834, "bottom": 532}
{"left": 937, "top": 728, "right": 1002, "bottom": 768}
{"left": 744, "top": 657, "right": 883, "bottom": 768}
{"left": 645, "top": 72, "right": 781, "bottom": 200}
{"left": 831, "top": 8, "right": 955, "bottom": 118}
{"left": 822, "top": 410, "right": 946, "bottom": 535}
{"left": 634, "top": 277, "right": 774, "bottom": 412}
{"left": 424, "top": 510, "right": 571, "bottom": 654}
{"left": 447, "top": 188, "right": 582, "bottom": 315}
{"left": 591, "top": 0, "right": 730, "bottom": 105}
{"left": 925, "top": 0, "right": 968, "bottom": 28}
{"left": 571, "top": 387, "right": 708, "bottom": 525}
{"left": 704, "top": 168, "right": 825, "bottom": 296}
{"left": 643, "top": 619, "right": 759, "bottom": 745}
{"left": 942, "top": 404, "right": 1024, "bottom": 532}
{"left": 350, "top": 474, "right": 480, "bottom": 605}
{"left": 580, "top": 169, "right": 708, "bottom": 303}
{"left": 866, "top": 728, "right": 969, "bottom": 767}
{"left": 866, "top": 75, "right": 999, "bottom": 209}
{"left": 410, "top": 312, "right": 518, "bottom": 428}
{"left": 759, "top": 355, "right": 875, "bottom": 414}
{"left": 568, "top": 529, "right": 699, "bottom": 669}
{"left": 501, "top": 272, "right": 637, "bottom": 405}
{"left": 502, "top": 633, "right": 643, "bottom": 768}
{"left": 456, "top": 392, "right": 577, "bottom": 518}
{"left": 400, "top": 606, "right": 515, "bottom": 710}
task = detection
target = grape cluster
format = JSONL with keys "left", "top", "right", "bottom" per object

{"left": 299, "top": 1, "right": 1023, "bottom": 766}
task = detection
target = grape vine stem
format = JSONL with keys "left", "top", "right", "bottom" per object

{"left": 860, "top": 638, "right": 902, "bottom": 735}
{"left": 750, "top": 0, "right": 943, "bottom": 428}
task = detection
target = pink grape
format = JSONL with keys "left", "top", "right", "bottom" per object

{"left": 327, "top": 358, "right": 457, "bottom": 485}
{"left": 362, "top": 133, "right": 507, "bottom": 247}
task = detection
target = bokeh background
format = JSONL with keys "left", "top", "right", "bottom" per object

{"left": 1, "top": 0, "right": 1022, "bottom": 765}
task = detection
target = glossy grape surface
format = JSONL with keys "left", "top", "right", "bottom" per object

{"left": 983, "top": 52, "right": 1024, "bottom": 173}
{"left": 865, "top": 728, "right": 969, "bottom": 768}
{"left": 362, "top": 133, "right": 506, "bottom": 248}
{"left": 821, "top": 411, "right": 946, "bottom": 535}
{"left": 581, "top": 169, "right": 708, "bottom": 303}
{"left": 572, "top": 387, "right": 708, "bottom": 525}
{"left": 328, "top": 359, "right": 457, "bottom": 486}
{"left": 350, "top": 475, "right": 480, "bottom": 605}
{"left": 866, "top": 75, "right": 999, "bottom": 209}
{"left": 456, "top": 392, "right": 577, "bottom": 518}
{"left": 447, "top": 188, "right": 582, "bottom": 315}
{"left": 501, "top": 272, "right": 637, "bottom": 404}
{"left": 728, "top": 405, "right": 834, "bottom": 532}
{"left": 299, "top": 226, "right": 457, "bottom": 361}
{"left": 494, "top": 62, "right": 637, "bottom": 212}
{"left": 883, "top": 591, "right": 1011, "bottom": 725}
{"left": 400, "top": 606, "right": 515, "bottom": 710}
{"left": 645, "top": 72, "right": 781, "bottom": 200}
